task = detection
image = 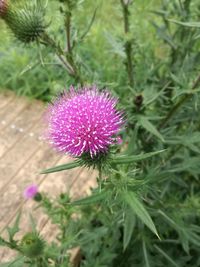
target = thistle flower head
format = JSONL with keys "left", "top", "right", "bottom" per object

{"left": 45, "top": 86, "right": 124, "bottom": 159}
{"left": 23, "top": 185, "right": 38, "bottom": 199}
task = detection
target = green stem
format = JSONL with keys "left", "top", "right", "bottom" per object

{"left": 64, "top": 1, "right": 83, "bottom": 84}
{"left": 0, "top": 237, "right": 20, "bottom": 251}
{"left": 40, "top": 32, "right": 75, "bottom": 73}
{"left": 56, "top": 225, "right": 67, "bottom": 265}
{"left": 120, "top": 0, "right": 134, "bottom": 87}
{"left": 65, "top": 9, "right": 71, "bottom": 53}
{"left": 98, "top": 164, "right": 103, "bottom": 191}
{"left": 98, "top": 163, "right": 102, "bottom": 183}
{"left": 40, "top": 32, "right": 82, "bottom": 83}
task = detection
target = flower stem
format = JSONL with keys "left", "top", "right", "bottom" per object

{"left": 65, "top": 8, "right": 71, "bottom": 53}
{"left": 120, "top": 0, "right": 134, "bottom": 88}
{"left": 64, "top": 0, "right": 83, "bottom": 84}
{"left": 40, "top": 32, "right": 82, "bottom": 83}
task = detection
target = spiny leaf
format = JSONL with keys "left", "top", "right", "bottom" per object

{"left": 151, "top": 21, "right": 177, "bottom": 49}
{"left": 137, "top": 115, "right": 165, "bottom": 142}
{"left": 80, "top": 7, "right": 98, "bottom": 41}
{"left": 41, "top": 161, "right": 80, "bottom": 174}
{"left": 122, "top": 192, "right": 159, "bottom": 238}
{"left": 123, "top": 208, "right": 136, "bottom": 250}
{"left": 168, "top": 19, "right": 200, "bottom": 28}
{"left": 71, "top": 190, "right": 108, "bottom": 206}
{"left": 111, "top": 150, "right": 165, "bottom": 164}
{"left": 154, "top": 245, "right": 179, "bottom": 267}
{"left": 143, "top": 241, "right": 151, "bottom": 267}
{"left": 7, "top": 212, "right": 21, "bottom": 242}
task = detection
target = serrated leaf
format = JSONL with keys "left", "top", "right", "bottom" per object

{"left": 111, "top": 150, "right": 165, "bottom": 164}
{"left": 149, "top": 9, "right": 168, "bottom": 17}
{"left": 151, "top": 21, "right": 177, "bottom": 49}
{"left": 71, "top": 190, "right": 108, "bottom": 206}
{"left": 138, "top": 116, "right": 165, "bottom": 142}
{"left": 170, "top": 157, "right": 200, "bottom": 174}
{"left": 41, "top": 161, "right": 80, "bottom": 174}
{"left": 122, "top": 192, "right": 159, "bottom": 238}
{"left": 80, "top": 7, "right": 97, "bottom": 41}
{"left": 123, "top": 208, "right": 136, "bottom": 250}
{"left": 143, "top": 241, "right": 151, "bottom": 267}
{"left": 158, "top": 210, "right": 179, "bottom": 229}
{"left": 7, "top": 212, "right": 21, "bottom": 242}
{"left": 154, "top": 245, "right": 179, "bottom": 267}
{"left": 170, "top": 73, "right": 184, "bottom": 87}
{"left": 168, "top": 19, "right": 200, "bottom": 28}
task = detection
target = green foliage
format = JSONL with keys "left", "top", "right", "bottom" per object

{"left": 123, "top": 207, "right": 136, "bottom": 251}
{"left": 40, "top": 160, "right": 80, "bottom": 174}
{"left": 1, "top": 0, "right": 200, "bottom": 266}
{"left": 122, "top": 191, "right": 159, "bottom": 239}
{"left": 41, "top": 149, "right": 164, "bottom": 174}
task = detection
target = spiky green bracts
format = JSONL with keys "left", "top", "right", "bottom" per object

{"left": 20, "top": 232, "right": 45, "bottom": 258}
{"left": 0, "top": 0, "right": 47, "bottom": 43}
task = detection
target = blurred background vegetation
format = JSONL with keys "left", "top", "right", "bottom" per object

{"left": 0, "top": 0, "right": 168, "bottom": 101}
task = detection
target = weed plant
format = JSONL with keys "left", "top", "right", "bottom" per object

{"left": 0, "top": 0, "right": 200, "bottom": 266}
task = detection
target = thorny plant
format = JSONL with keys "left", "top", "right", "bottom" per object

{"left": 0, "top": 0, "right": 200, "bottom": 266}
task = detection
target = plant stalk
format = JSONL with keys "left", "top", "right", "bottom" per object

{"left": 120, "top": 0, "right": 134, "bottom": 87}
{"left": 65, "top": 9, "right": 71, "bottom": 53}
{"left": 40, "top": 32, "right": 82, "bottom": 83}
{"left": 64, "top": 1, "right": 83, "bottom": 84}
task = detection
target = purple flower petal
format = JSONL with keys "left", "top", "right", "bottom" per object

{"left": 24, "top": 185, "right": 38, "bottom": 199}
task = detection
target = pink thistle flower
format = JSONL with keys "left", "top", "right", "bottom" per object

{"left": 23, "top": 185, "right": 38, "bottom": 199}
{"left": 45, "top": 86, "right": 124, "bottom": 158}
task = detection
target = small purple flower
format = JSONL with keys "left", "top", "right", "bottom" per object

{"left": 45, "top": 86, "right": 124, "bottom": 158}
{"left": 24, "top": 185, "right": 38, "bottom": 199}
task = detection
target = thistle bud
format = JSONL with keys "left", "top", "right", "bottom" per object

{"left": 0, "top": 0, "right": 8, "bottom": 17}
{"left": 0, "top": 0, "right": 47, "bottom": 43}
{"left": 20, "top": 232, "right": 45, "bottom": 258}
{"left": 134, "top": 94, "right": 143, "bottom": 111}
